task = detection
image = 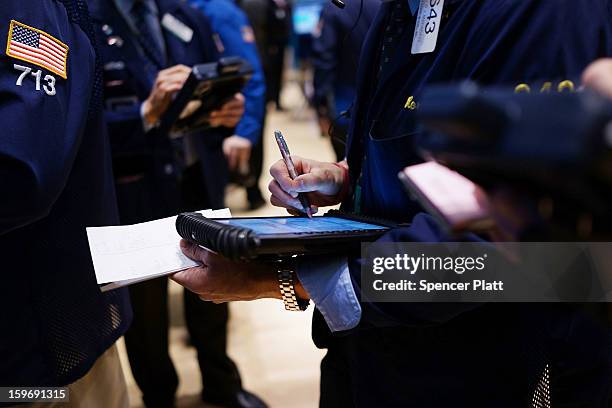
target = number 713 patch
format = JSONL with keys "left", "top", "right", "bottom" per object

{"left": 14, "top": 64, "right": 56, "bottom": 96}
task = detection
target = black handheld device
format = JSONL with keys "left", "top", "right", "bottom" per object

{"left": 175, "top": 211, "right": 396, "bottom": 261}
{"left": 157, "top": 57, "right": 253, "bottom": 135}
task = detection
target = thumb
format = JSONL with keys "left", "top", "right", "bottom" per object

{"left": 171, "top": 266, "right": 205, "bottom": 291}
{"left": 180, "top": 239, "right": 204, "bottom": 262}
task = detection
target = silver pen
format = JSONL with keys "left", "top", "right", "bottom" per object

{"left": 274, "top": 130, "right": 313, "bottom": 218}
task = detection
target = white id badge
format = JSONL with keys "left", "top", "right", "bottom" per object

{"left": 162, "top": 13, "right": 194, "bottom": 43}
{"left": 411, "top": 0, "right": 445, "bottom": 54}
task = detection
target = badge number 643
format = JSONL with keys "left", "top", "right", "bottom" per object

{"left": 14, "top": 64, "right": 56, "bottom": 96}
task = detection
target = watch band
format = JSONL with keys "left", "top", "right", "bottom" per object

{"left": 278, "top": 266, "right": 309, "bottom": 311}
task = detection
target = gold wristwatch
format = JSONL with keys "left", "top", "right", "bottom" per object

{"left": 277, "top": 263, "right": 309, "bottom": 312}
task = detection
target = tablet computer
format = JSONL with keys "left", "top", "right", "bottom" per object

{"left": 176, "top": 211, "right": 395, "bottom": 260}
{"left": 157, "top": 57, "right": 253, "bottom": 136}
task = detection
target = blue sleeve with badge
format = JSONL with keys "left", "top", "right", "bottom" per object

{"left": 190, "top": 0, "right": 266, "bottom": 145}
{"left": 0, "top": 8, "right": 92, "bottom": 234}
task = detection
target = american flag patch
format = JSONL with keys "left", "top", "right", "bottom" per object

{"left": 6, "top": 20, "right": 69, "bottom": 79}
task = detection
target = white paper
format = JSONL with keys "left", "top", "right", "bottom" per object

{"left": 87, "top": 208, "right": 231, "bottom": 291}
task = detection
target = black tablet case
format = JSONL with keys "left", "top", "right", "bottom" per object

{"left": 157, "top": 57, "right": 254, "bottom": 136}
{"left": 175, "top": 210, "right": 396, "bottom": 261}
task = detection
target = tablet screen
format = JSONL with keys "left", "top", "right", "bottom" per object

{"left": 220, "top": 216, "right": 386, "bottom": 235}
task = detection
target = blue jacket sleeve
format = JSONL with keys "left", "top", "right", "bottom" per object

{"left": 212, "top": 11, "right": 266, "bottom": 144}
{"left": 0, "top": 6, "right": 89, "bottom": 234}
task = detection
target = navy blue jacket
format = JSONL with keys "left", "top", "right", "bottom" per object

{"left": 0, "top": 0, "right": 131, "bottom": 387}
{"left": 313, "top": 1, "right": 612, "bottom": 405}
{"left": 90, "top": 0, "right": 229, "bottom": 208}
{"left": 312, "top": 0, "right": 379, "bottom": 119}
{"left": 191, "top": 0, "right": 266, "bottom": 145}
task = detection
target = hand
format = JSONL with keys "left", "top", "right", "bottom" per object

{"left": 223, "top": 135, "right": 252, "bottom": 173}
{"left": 583, "top": 59, "right": 612, "bottom": 98}
{"left": 268, "top": 157, "right": 348, "bottom": 215}
{"left": 209, "top": 93, "right": 245, "bottom": 128}
{"left": 143, "top": 64, "right": 192, "bottom": 126}
{"left": 172, "top": 240, "right": 280, "bottom": 303}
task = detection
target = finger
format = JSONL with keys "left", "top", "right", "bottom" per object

{"left": 583, "top": 59, "right": 612, "bottom": 98}
{"left": 269, "top": 180, "right": 301, "bottom": 208}
{"left": 269, "top": 166, "right": 300, "bottom": 198}
{"left": 171, "top": 266, "right": 206, "bottom": 293}
{"left": 157, "top": 77, "right": 189, "bottom": 91}
{"left": 218, "top": 119, "right": 242, "bottom": 128}
{"left": 288, "top": 207, "right": 319, "bottom": 216}
{"left": 210, "top": 112, "right": 244, "bottom": 121}
{"left": 155, "top": 71, "right": 187, "bottom": 88}
{"left": 159, "top": 64, "right": 191, "bottom": 77}
{"left": 210, "top": 117, "right": 238, "bottom": 128}
{"left": 239, "top": 150, "right": 251, "bottom": 169}
{"left": 228, "top": 150, "right": 238, "bottom": 170}
{"left": 288, "top": 173, "right": 330, "bottom": 194}
{"left": 180, "top": 239, "right": 207, "bottom": 263}
{"left": 222, "top": 140, "right": 232, "bottom": 157}
{"left": 157, "top": 82, "right": 185, "bottom": 96}
{"left": 270, "top": 195, "right": 298, "bottom": 210}
{"left": 212, "top": 96, "right": 245, "bottom": 115}
{"left": 219, "top": 99, "right": 244, "bottom": 111}
{"left": 269, "top": 159, "right": 291, "bottom": 179}
{"left": 210, "top": 107, "right": 245, "bottom": 118}
{"left": 270, "top": 194, "right": 304, "bottom": 211}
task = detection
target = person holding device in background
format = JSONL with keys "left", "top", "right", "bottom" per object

{"left": 173, "top": 0, "right": 612, "bottom": 406}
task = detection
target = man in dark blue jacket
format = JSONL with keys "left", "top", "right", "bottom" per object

{"left": 0, "top": 0, "right": 132, "bottom": 405}
{"left": 171, "top": 0, "right": 612, "bottom": 406}
{"left": 312, "top": 0, "right": 379, "bottom": 161}
{"left": 89, "top": 1, "right": 265, "bottom": 407}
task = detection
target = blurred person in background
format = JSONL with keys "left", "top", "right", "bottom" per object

{"left": 238, "top": 0, "right": 291, "bottom": 209}
{"left": 192, "top": 0, "right": 268, "bottom": 211}
{"left": 312, "top": 0, "right": 379, "bottom": 161}
{"left": 265, "top": 0, "right": 292, "bottom": 111}
{"left": 89, "top": 0, "right": 265, "bottom": 406}
{"left": 291, "top": 0, "right": 324, "bottom": 107}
